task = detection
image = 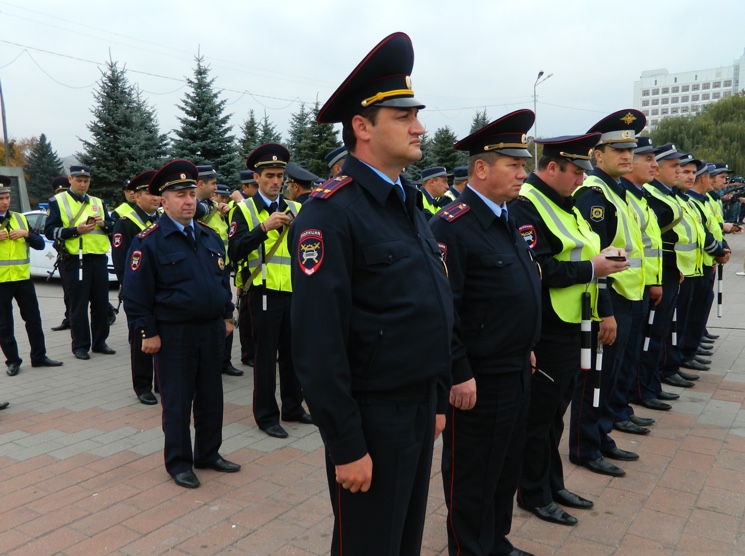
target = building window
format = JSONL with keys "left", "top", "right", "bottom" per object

{"left": 723, "top": 91, "right": 732, "bottom": 98}
{"left": 642, "top": 89, "right": 650, "bottom": 96}
{"left": 702, "top": 93, "right": 710, "bottom": 100}
{"left": 652, "top": 109, "right": 659, "bottom": 116}
{"left": 682, "top": 85, "right": 690, "bottom": 92}
{"left": 651, "top": 98, "right": 659, "bottom": 105}
{"left": 724, "top": 80, "right": 732, "bottom": 87}
{"left": 694, "top": 75, "right": 698, "bottom": 80}
{"left": 642, "top": 99, "right": 650, "bottom": 107}
{"left": 661, "top": 87, "right": 669, "bottom": 94}
{"left": 681, "top": 106, "right": 689, "bottom": 113}
{"left": 642, "top": 110, "right": 650, "bottom": 116}
{"left": 702, "top": 82, "right": 710, "bottom": 90}
{"left": 674, "top": 77, "right": 678, "bottom": 83}
{"left": 661, "top": 108, "right": 669, "bottom": 115}
{"left": 671, "top": 97, "right": 679, "bottom": 103}
{"left": 692, "top": 105, "right": 700, "bottom": 111}
{"left": 712, "top": 92, "right": 721, "bottom": 99}
{"left": 654, "top": 79, "right": 658, "bottom": 85}
{"left": 652, "top": 88, "right": 659, "bottom": 95}
{"left": 661, "top": 98, "right": 669, "bottom": 105}
{"left": 651, "top": 119, "right": 659, "bottom": 125}
{"left": 692, "top": 84, "right": 700, "bottom": 91}
{"left": 713, "top": 81, "right": 721, "bottom": 88}
{"left": 672, "top": 108, "right": 679, "bottom": 114}
{"left": 692, "top": 94, "right": 700, "bottom": 101}
{"left": 681, "top": 95, "right": 689, "bottom": 102}
{"left": 671, "top": 86, "right": 679, "bottom": 93}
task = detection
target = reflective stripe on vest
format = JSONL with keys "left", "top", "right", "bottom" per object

{"left": 420, "top": 190, "right": 441, "bottom": 216}
{"left": 520, "top": 183, "right": 601, "bottom": 323}
{"left": 0, "top": 213, "right": 31, "bottom": 281}
{"left": 626, "top": 189, "right": 663, "bottom": 286}
{"left": 234, "top": 197, "right": 301, "bottom": 292}
{"left": 55, "top": 192, "right": 110, "bottom": 255}
{"left": 113, "top": 202, "right": 136, "bottom": 219}
{"left": 580, "top": 176, "right": 645, "bottom": 300}
{"left": 688, "top": 194, "right": 723, "bottom": 267}
{"left": 201, "top": 204, "right": 230, "bottom": 264}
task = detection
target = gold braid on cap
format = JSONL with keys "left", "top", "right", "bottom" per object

{"left": 559, "top": 151, "right": 592, "bottom": 160}
{"left": 483, "top": 142, "right": 528, "bottom": 152}
{"left": 361, "top": 88, "right": 415, "bottom": 107}
{"left": 159, "top": 178, "right": 196, "bottom": 192}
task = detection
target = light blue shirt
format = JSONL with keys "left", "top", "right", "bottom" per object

{"left": 166, "top": 215, "right": 195, "bottom": 238}
{"left": 467, "top": 185, "right": 508, "bottom": 219}
{"left": 258, "top": 191, "right": 279, "bottom": 209}
{"left": 360, "top": 160, "right": 406, "bottom": 200}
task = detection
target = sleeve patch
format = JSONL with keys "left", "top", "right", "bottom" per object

{"left": 590, "top": 206, "right": 604, "bottom": 222}
{"left": 130, "top": 250, "right": 142, "bottom": 272}
{"left": 437, "top": 242, "right": 448, "bottom": 262}
{"left": 518, "top": 224, "right": 537, "bottom": 249}
{"left": 297, "top": 229, "right": 324, "bottom": 276}
{"left": 229, "top": 221, "right": 237, "bottom": 237}
{"left": 112, "top": 233, "right": 122, "bottom": 248}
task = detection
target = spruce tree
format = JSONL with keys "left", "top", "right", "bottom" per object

{"left": 287, "top": 103, "right": 311, "bottom": 165}
{"left": 405, "top": 132, "right": 435, "bottom": 181}
{"left": 171, "top": 55, "right": 241, "bottom": 186}
{"left": 25, "top": 134, "right": 64, "bottom": 205}
{"left": 299, "top": 101, "right": 342, "bottom": 177}
{"left": 430, "top": 126, "right": 466, "bottom": 173}
{"left": 470, "top": 108, "right": 490, "bottom": 133}
{"left": 257, "top": 112, "right": 283, "bottom": 145}
{"left": 238, "top": 109, "right": 260, "bottom": 158}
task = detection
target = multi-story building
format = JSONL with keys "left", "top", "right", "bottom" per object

{"left": 632, "top": 49, "right": 745, "bottom": 129}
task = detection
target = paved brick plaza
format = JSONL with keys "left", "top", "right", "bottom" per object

{"left": 2, "top": 234, "right": 745, "bottom": 555}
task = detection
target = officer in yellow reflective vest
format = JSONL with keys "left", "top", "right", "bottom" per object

{"left": 417, "top": 166, "right": 450, "bottom": 219}
{"left": 443, "top": 166, "right": 468, "bottom": 202}
{"left": 0, "top": 176, "right": 63, "bottom": 376}
{"left": 228, "top": 144, "right": 310, "bottom": 439}
{"left": 112, "top": 170, "right": 160, "bottom": 405}
{"left": 512, "top": 134, "right": 629, "bottom": 526}
{"left": 44, "top": 165, "right": 116, "bottom": 360}
{"left": 196, "top": 166, "right": 242, "bottom": 378}
{"left": 111, "top": 179, "right": 137, "bottom": 224}
{"left": 571, "top": 109, "right": 646, "bottom": 478}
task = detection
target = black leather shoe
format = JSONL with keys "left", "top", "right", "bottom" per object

{"left": 694, "top": 356, "right": 712, "bottom": 365}
{"left": 676, "top": 370, "right": 700, "bottom": 381}
{"left": 696, "top": 348, "right": 713, "bottom": 356}
{"left": 51, "top": 321, "right": 70, "bottom": 331}
{"left": 241, "top": 359, "right": 254, "bottom": 367}
{"left": 629, "top": 415, "right": 655, "bottom": 427}
{"left": 681, "top": 360, "right": 708, "bottom": 371}
{"left": 222, "top": 365, "right": 244, "bottom": 376}
{"left": 92, "top": 345, "right": 116, "bottom": 355}
{"left": 195, "top": 457, "right": 241, "bottom": 473}
{"left": 641, "top": 398, "right": 672, "bottom": 410}
{"left": 699, "top": 339, "right": 714, "bottom": 347}
{"left": 73, "top": 350, "right": 90, "bottom": 360}
{"left": 507, "top": 549, "right": 535, "bottom": 556}
{"left": 6, "top": 363, "right": 20, "bottom": 376}
{"left": 518, "top": 501, "right": 577, "bottom": 526}
{"left": 31, "top": 357, "right": 63, "bottom": 368}
{"left": 173, "top": 471, "right": 200, "bottom": 488}
{"left": 108, "top": 312, "right": 117, "bottom": 326}
{"left": 662, "top": 374, "right": 694, "bottom": 388}
{"left": 553, "top": 488, "right": 593, "bottom": 509}
{"left": 137, "top": 391, "right": 157, "bottom": 405}
{"left": 574, "top": 457, "right": 625, "bottom": 477}
{"left": 601, "top": 446, "right": 639, "bottom": 461}
{"left": 283, "top": 413, "right": 313, "bottom": 425}
{"left": 704, "top": 332, "right": 719, "bottom": 340}
{"left": 0, "top": 402, "right": 8, "bottom": 410}
{"left": 262, "top": 424, "right": 289, "bottom": 439}
{"left": 657, "top": 391, "right": 679, "bottom": 400}
{"left": 614, "top": 420, "right": 650, "bottom": 435}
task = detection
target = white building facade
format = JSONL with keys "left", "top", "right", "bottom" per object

{"left": 632, "top": 49, "right": 745, "bottom": 129}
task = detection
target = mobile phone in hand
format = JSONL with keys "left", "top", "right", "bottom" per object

{"left": 605, "top": 255, "right": 627, "bottom": 261}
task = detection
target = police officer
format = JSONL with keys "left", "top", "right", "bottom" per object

{"left": 418, "top": 166, "right": 451, "bottom": 219}
{"left": 511, "top": 134, "right": 629, "bottom": 527}
{"left": 121, "top": 160, "right": 240, "bottom": 489}
{"left": 49, "top": 176, "right": 73, "bottom": 332}
{"left": 324, "top": 145, "right": 347, "bottom": 178}
{"left": 111, "top": 180, "right": 137, "bottom": 223}
{"left": 44, "top": 166, "right": 116, "bottom": 360}
{"left": 196, "top": 166, "right": 242, "bottom": 378}
{"left": 284, "top": 162, "right": 319, "bottom": 205}
{"left": 289, "top": 33, "right": 453, "bottom": 556}
{"left": 443, "top": 165, "right": 468, "bottom": 202}
{"left": 229, "top": 143, "right": 309, "bottom": 439}
{"left": 571, "top": 110, "right": 646, "bottom": 477}
{"left": 0, "top": 176, "right": 63, "bottom": 376}
{"left": 430, "top": 111, "right": 540, "bottom": 556}
{"left": 111, "top": 170, "right": 160, "bottom": 405}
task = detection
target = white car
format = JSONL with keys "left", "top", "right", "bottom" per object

{"left": 23, "top": 210, "right": 117, "bottom": 282}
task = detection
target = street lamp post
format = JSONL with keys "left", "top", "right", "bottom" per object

{"left": 533, "top": 71, "right": 553, "bottom": 166}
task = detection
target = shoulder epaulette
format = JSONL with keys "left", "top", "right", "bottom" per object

{"left": 197, "top": 220, "right": 216, "bottom": 232}
{"left": 517, "top": 195, "right": 532, "bottom": 203}
{"left": 310, "top": 175, "right": 353, "bottom": 199}
{"left": 438, "top": 202, "right": 471, "bottom": 222}
{"left": 137, "top": 223, "right": 158, "bottom": 238}
{"left": 590, "top": 186, "right": 603, "bottom": 193}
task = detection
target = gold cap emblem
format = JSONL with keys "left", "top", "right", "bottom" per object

{"left": 620, "top": 112, "right": 637, "bottom": 125}
{"left": 180, "top": 173, "right": 186, "bottom": 179}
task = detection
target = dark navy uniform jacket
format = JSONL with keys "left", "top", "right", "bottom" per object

{"left": 644, "top": 179, "right": 685, "bottom": 276}
{"left": 430, "top": 186, "right": 541, "bottom": 385}
{"left": 288, "top": 155, "right": 453, "bottom": 466}
{"left": 121, "top": 215, "right": 233, "bottom": 339}
{"left": 111, "top": 205, "right": 159, "bottom": 283}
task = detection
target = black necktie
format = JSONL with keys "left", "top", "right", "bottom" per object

{"left": 184, "top": 225, "right": 197, "bottom": 250}
{"left": 268, "top": 201, "right": 278, "bottom": 214}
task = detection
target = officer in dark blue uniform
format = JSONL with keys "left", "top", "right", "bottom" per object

{"left": 431, "top": 110, "right": 541, "bottom": 556}
{"left": 49, "top": 176, "right": 73, "bottom": 332}
{"left": 285, "top": 162, "right": 319, "bottom": 205}
{"left": 121, "top": 160, "right": 239, "bottom": 489}
{"left": 443, "top": 165, "right": 468, "bottom": 202}
{"left": 324, "top": 145, "right": 347, "bottom": 178}
{"left": 289, "top": 33, "right": 453, "bottom": 556}
{"left": 111, "top": 170, "right": 160, "bottom": 405}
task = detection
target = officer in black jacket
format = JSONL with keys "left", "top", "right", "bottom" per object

{"left": 122, "top": 160, "right": 239, "bottom": 489}
{"left": 431, "top": 110, "right": 541, "bottom": 556}
{"left": 111, "top": 170, "right": 160, "bottom": 405}
{"left": 289, "top": 33, "right": 453, "bottom": 556}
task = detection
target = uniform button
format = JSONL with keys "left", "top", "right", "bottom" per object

{"left": 498, "top": 260, "right": 503, "bottom": 265}
{"left": 387, "top": 254, "right": 393, "bottom": 262}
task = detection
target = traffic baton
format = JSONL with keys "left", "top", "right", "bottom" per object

{"left": 643, "top": 298, "right": 656, "bottom": 352}
{"left": 581, "top": 291, "right": 592, "bottom": 371}
{"left": 671, "top": 306, "right": 677, "bottom": 346}
{"left": 593, "top": 341, "right": 603, "bottom": 408}
{"left": 717, "top": 264, "right": 723, "bottom": 318}
{"left": 261, "top": 243, "right": 268, "bottom": 311}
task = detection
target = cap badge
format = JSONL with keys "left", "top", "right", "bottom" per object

{"left": 272, "top": 155, "right": 278, "bottom": 161}
{"left": 180, "top": 173, "right": 186, "bottom": 179}
{"left": 620, "top": 112, "right": 637, "bottom": 125}
{"left": 621, "top": 130, "right": 632, "bottom": 139}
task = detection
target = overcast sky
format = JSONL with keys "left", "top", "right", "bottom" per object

{"left": 1, "top": 0, "right": 744, "bottom": 161}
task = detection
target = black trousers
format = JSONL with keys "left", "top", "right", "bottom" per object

{"left": 518, "top": 327, "right": 578, "bottom": 508}
{"left": 680, "top": 267, "right": 715, "bottom": 361}
{"left": 154, "top": 318, "right": 224, "bottom": 476}
{"left": 609, "top": 292, "right": 648, "bottom": 422}
{"left": 443, "top": 368, "right": 530, "bottom": 556}
{"left": 0, "top": 280, "right": 46, "bottom": 366}
{"left": 60, "top": 254, "right": 110, "bottom": 352}
{"left": 128, "top": 324, "right": 154, "bottom": 395}
{"left": 238, "top": 292, "right": 255, "bottom": 363}
{"left": 248, "top": 288, "right": 304, "bottom": 428}
{"left": 327, "top": 382, "right": 436, "bottom": 556}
